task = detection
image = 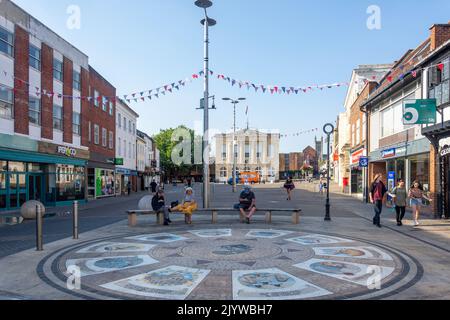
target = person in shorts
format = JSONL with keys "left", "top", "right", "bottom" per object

{"left": 239, "top": 186, "right": 256, "bottom": 224}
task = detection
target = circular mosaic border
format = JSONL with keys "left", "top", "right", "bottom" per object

{"left": 36, "top": 227, "right": 423, "bottom": 300}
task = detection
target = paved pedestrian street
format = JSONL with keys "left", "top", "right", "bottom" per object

{"left": 1, "top": 183, "right": 449, "bottom": 300}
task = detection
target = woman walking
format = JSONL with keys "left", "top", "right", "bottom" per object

{"left": 170, "top": 187, "right": 198, "bottom": 225}
{"left": 284, "top": 176, "right": 295, "bottom": 201}
{"left": 409, "top": 181, "right": 432, "bottom": 227}
{"left": 369, "top": 174, "right": 387, "bottom": 228}
{"left": 388, "top": 179, "right": 407, "bottom": 226}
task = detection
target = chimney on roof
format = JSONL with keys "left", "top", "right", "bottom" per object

{"left": 430, "top": 21, "right": 450, "bottom": 51}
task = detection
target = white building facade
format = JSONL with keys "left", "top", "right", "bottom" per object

{"left": 214, "top": 129, "right": 280, "bottom": 183}
{"left": 115, "top": 99, "right": 138, "bottom": 195}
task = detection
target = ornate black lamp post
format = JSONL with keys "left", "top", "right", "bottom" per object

{"left": 323, "top": 123, "right": 335, "bottom": 221}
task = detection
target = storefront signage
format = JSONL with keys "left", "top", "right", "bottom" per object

{"left": 359, "top": 157, "right": 369, "bottom": 168}
{"left": 403, "top": 99, "right": 437, "bottom": 125}
{"left": 381, "top": 148, "right": 396, "bottom": 159}
{"left": 351, "top": 149, "right": 366, "bottom": 164}
{"left": 57, "top": 146, "right": 77, "bottom": 157}
{"left": 441, "top": 146, "right": 450, "bottom": 157}
{"left": 115, "top": 158, "right": 124, "bottom": 165}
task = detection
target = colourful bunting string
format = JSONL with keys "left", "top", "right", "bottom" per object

{"left": 279, "top": 128, "right": 320, "bottom": 138}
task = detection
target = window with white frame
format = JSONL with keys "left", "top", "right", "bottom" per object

{"left": 124, "top": 140, "right": 127, "bottom": 157}
{"left": 123, "top": 117, "right": 127, "bottom": 131}
{"left": 109, "top": 131, "right": 113, "bottom": 149}
{"left": 132, "top": 123, "right": 135, "bottom": 135}
{"left": 102, "top": 128, "right": 107, "bottom": 147}
{"left": 73, "top": 70, "right": 81, "bottom": 91}
{"left": 220, "top": 167, "right": 227, "bottom": 177}
{"left": 109, "top": 101, "right": 113, "bottom": 116}
{"left": 132, "top": 144, "right": 135, "bottom": 159}
{"left": 53, "top": 105, "right": 63, "bottom": 130}
{"left": 0, "top": 86, "right": 13, "bottom": 119}
{"left": 94, "top": 90, "right": 99, "bottom": 107}
{"left": 129, "top": 142, "right": 131, "bottom": 158}
{"left": 257, "top": 142, "right": 263, "bottom": 158}
{"left": 362, "top": 116, "right": 366, "bottom": 141}
{"left": 356, "top": 119, "right": 360, "bottom": 145}
{"left": 29, "top": 97, "right": 41, "bottom": 125}
{"left": 118, "top": 113, "right": 122, "bottom": 128}
{"left": 94, "top": 125, "right": 99, "bottom": 145}
{"left": 88, "top": 121, "right": 92, "bottom": 142}
{"left": 73, "top": 112, "right": 81, "bottom": 135}
{"left": 129, "top": 120, "right": 132, "bottom": 133}
{"left": 429, "top": 58, "right": 450, "bottom": 107}
{"left": 102, "top": 97, "right": 107, "bottom": 112}
{"left": 53, "top": 58, "right": 63, "bottom": 81}
{"left": 118, "top": 137, "right": 122, "bottom": 156}
{"left": 0, "top": 26, "right": 14, "bottom": 57}
{"left": 29, "top": 45, "right": 41, "bottom": 71}
{"left": 381, "top": 102, "right": 405, "bottom": 138}
{"left": 351, "top": 124, "right": 355, "bottom": 146}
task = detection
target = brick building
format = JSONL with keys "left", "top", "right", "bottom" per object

{"left": 361, "top": 21, "right": 450, "bottom": 217}
{"left": 0, "top": 0, "right": 117, "bottom": 210}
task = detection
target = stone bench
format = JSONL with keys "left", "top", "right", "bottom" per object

{"left": 127, "top": 208, "right": 302, "bottom": 227}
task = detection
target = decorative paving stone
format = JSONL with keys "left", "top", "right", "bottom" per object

{"left": 293, "top": 259, "right": 395, "bottom": 286}
{"left": 246, "top": 230, "right": 294, "bottom": 239}
{"left": 125, "top": 233, "right": 187, "bottom": 243}
{"left": 100, "top": 266, "right": 210, "bottom": 300}
{"left": 189, "top": 229, "right": 232, "bottom": 238}
{"left": 76, "top": 242, "right": 155, "bottom": 254}
{"left": 232, "top": 268, "right": 332, "bottom": 300}
{"left": 65, "top": 255, "right": 159, "bottom": 277}
{"left": 286, "top": 235, "right": 355, "bottom": 245}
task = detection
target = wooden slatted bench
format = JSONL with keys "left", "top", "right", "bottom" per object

{"left": 127, "top": 208, "right": 301, "bottom": 227}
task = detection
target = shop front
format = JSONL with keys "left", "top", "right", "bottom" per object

{"left": 87, "top": 153, "right": 116, "bottom": 199}
{"left": 369, "top": 138, "right": 431, "bottom": 192}
{"left": 0, "top": 141, "right": 89, "bottom": 211}
{"left": 350, "top": 148, "right": 366, "bottom": 197}
{"left": 115, "top": 168, "right": 138, "bottom": 195}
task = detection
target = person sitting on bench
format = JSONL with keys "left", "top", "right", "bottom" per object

{"left": 170, "top": 187, "right": 198, "bottom": 224}
{"left": 239, "top": 186, "right": 257, "bottom": 224}
{"left": 152, "top": 189, "right": 171, "bottom": 226}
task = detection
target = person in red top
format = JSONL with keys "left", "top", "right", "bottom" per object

{"left": 369, "top": 174, "right": 387, "bottom": 228}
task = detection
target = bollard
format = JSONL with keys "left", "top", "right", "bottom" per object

{"left": 73, "top": 201, "right": 79, "bottom": 240}
{"left": 36, "top": 205, "right": 43, "bottom": 251}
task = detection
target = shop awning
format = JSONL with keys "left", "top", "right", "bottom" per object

{"left": 0, "top": 148, "right": 87, "bottom": 166}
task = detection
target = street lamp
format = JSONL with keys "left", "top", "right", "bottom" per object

{"left": 323, "top": 123, "right": 335, "bottom": 221}
{"left": 195, "top": 0, "right": 216, "bottom": 209}
{"left": 223, "top": 98, "right": 246, "bottom": 193}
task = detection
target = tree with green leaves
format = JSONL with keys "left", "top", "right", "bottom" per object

{"left": 153, "top": 126, "right": 202, "bottom": 181}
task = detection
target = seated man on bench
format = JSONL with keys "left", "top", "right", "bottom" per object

{"left": 239, "top": 186, "right": 257, "bottom": 224}
{"left": 152, "top": 189, "right": 171, "bottom": 226}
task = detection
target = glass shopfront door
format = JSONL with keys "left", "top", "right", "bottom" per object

{"left": 28, "top": 174, "right": 43, "bottom": 202}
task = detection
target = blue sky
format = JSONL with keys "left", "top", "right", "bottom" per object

{"left": 12, "top": 0, "right": 450, "bottom": 153}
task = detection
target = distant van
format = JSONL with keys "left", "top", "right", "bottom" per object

{"left": 227, "top": 172, "right": 260, "bottom": 185}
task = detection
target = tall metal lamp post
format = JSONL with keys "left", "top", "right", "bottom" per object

{"left": 223, "top": 98, "right": 246, "bottom": 193}
{"left": 323, "top": 123, "right": 335, "bottom": 221}
{"left": 195, "top": 0, "right": 216, "bottom": 209}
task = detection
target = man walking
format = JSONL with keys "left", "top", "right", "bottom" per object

{"left": 152, "top": 189, "right": 171, "bottom": 226}
{"left": 150, "top": 179, "right": 158, "bottom": 194}
{"left": 127, "top": 181, "right": 132, "bottom": 196}
{"left": 369, "top": 174, "right": 387, "bottom": 228}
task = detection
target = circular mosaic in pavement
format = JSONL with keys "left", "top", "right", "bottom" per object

{"left": 37, "top": 227, "right": 423, "bottom": 300}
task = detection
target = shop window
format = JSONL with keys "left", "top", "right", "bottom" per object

{"left": 0, "top": 26, "right": 14, "bottom": 57}
{"left": 409, "top": 154, "right": 430, "bottom": 191}
{"left": 29, "top": 45, "right": 41, "bottom": 71}
{"left": 29, "top": 97, "right": 41, "bottom": 125}
{"left": 54, "top": 165, "right": 86, "bottom": 202}
{"left": 0, "top": 85, "right": 13, "bottom": 119}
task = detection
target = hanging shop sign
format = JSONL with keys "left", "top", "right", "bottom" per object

{"left": 359, "top": 157, "right": 369, "bottom": 168}
{"left": 441, "top": 146, "right": 450, "bottom": 157}
{"left": 403, "top": 99, "right": 437, "bottom": 125}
